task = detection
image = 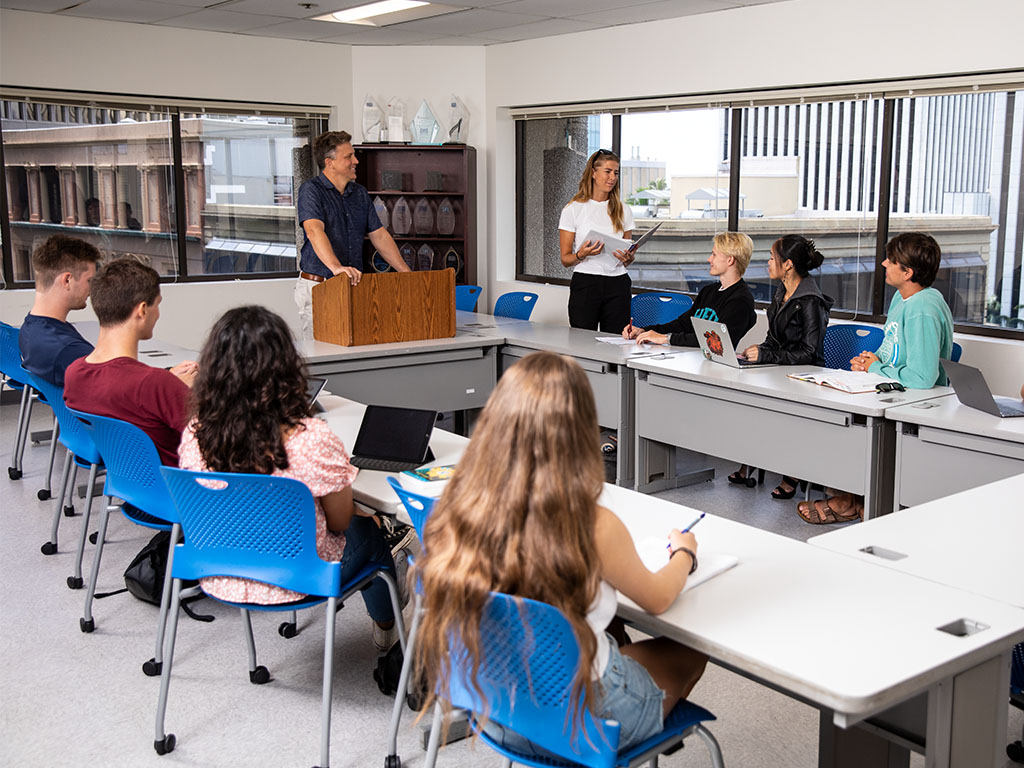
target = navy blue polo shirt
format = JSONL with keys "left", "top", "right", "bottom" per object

{"left": 297, "top": 174, "right": 382, "bottom": 277}
{"left": 19, "top": 314, "right": 94, "bottom": 387}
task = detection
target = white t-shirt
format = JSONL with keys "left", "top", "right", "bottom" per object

{"left": 558, "top": 199, "right": 635, "bottom": 277}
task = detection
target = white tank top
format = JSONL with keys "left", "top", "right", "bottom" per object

{"left": 585, "top": 580, "right": 617, "bottom": 677}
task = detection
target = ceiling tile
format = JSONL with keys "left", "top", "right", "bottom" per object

{"left": 315, "top": 26, "right": 444, "bottom": 44}
{"left": 572, "top": 0, "right": 742, "bottom": 25}
{"left": 483, "top": 17, "right": 603, "bottom": 41}
{"left": 237, "top": 18, "right": 348, "bottom": 39}
{"left": 391, "top": 8, "right": 545, "bottom": 35}
{"left": 1, "top": 0, "right": 79, "bottom": 10}
{"left": 492, "top": 0, "right": 646, "bottom": 16}
{"left": 213, "top": 0, "right": 369, "bottom": 18}
{"left": 151, "top": 8, "right": 294, "bottom": 32}
{"left": 58, "top": 0, "right": 193, "bottom": 24}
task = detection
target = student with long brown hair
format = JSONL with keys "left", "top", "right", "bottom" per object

{"left": 559, "top": 149, "right": 636, "bottom": 332}
{"left": 413, "top": 351, "right": 707, "bottom": 752}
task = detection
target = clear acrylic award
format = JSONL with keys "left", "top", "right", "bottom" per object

{"left": 411, "top": 100, "right": 441, "bottom": 144}
{"left": 417, "top": 243, "right": 435, "bottom": 271}
{"left": 399, "top": 243, "right": 416, "bottom": 270}
{"left": 362, "top": 95, "right": 384, "bottom": 143}
{"left": 446, "top": 94, "right": 470, "bottom": 144}
{"left": 436, "top": 197, "right": 455, "bottom": 235}
{"left": 392, "top": 196, "right": 412, "bottom": 235}
{"left": 372, "top": 196, "right": 390, "bottom": 230}
{"left": 413, "top": 198, "right": 434, "bottom": 235}
{"left": 385, "top": 96, "right": 406, "bottom": 143}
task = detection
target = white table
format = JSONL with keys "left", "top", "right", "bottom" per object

{"left": 628, "top": 352, "right": 950, "bottom": 518}
{"left": 808, "top": 473, "right": 1024, "bottom": 609}
{"left": 75, "top": 321, "right": 198, "bottom": 370}
{"left": 885, "top": 396, "right": 1024, "bottom": 508}
{"left": 316, "top": 394, "right": 468, "bottom": 519}
{"left": 602, "top": 483, "right": 1024, "bottom": 768}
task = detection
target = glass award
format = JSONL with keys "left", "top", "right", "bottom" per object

{"left": 372, "top": 196, "right": 389, "bottom": 230}
{"left": 399, "top": 243, "right": 417, "bottom": 270}
{"left": 411, "top": 100, "right": 440, "bottom": 144}
{"left": 417, "top": 243, "right": 435, "bottom": 271}
{"left": 413, "top": 198, "right": 434, "bottom": 235}
{"left": 444, "top": 247, "right": 461, "bottom": 272}
{"left": 385, "top": 96, "right": 406, "bottom": 143}
{"left": 370, "top": 251, "right": 391, "bottom": 273}
{"left": 392, "top": 196, "right": 412, "bottom": 235}
{"left": 446, "top": 94, "right": 470, "bottom": 144}
{"left": 436, "top": 197, "right": 455, "bottom": 235}
{"left": 362, "top": 95, "right": 384, "bottom": 143}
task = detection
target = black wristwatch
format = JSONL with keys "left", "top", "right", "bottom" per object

{"left": 670, "top": 546, "right": 698, "bottom": 575}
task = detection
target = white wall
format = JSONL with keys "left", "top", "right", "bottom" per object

{"left": 483, "top": 0, "right": 1024, "bottom": 387}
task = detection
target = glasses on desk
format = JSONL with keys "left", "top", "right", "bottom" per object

{"left": 875, "top": 382, "right": 906, "bottom": 393}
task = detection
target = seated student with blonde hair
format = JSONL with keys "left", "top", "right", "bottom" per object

{"left": 414, "top": 351, "right": 707, "bottom": 754}
{"left": 623, "top": 232, "right": 757, "bottom": 348}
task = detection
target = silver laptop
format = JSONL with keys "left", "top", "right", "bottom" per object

{"left": 941, "top": 360, "right": 1024, "bottom": 418}
{"left": 691, "top": 317, "right": 775, "bottom": 369}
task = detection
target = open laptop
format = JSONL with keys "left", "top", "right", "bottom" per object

{"left": 690, "top": 317, "right": 776, "bottom": 369}
{"left": 306, "top": 376, "right": 328, "bottom": 414}
{"left": 349, "top": 405, "right": 438, "bottom": 472}
{"left": 941, "top": 360, "right": 1024, "bottom": 418}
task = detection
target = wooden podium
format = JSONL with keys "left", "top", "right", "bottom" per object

{"left": 311, "top": 269, "right": 456, "bottom": 346}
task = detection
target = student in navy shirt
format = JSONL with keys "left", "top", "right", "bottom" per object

{"left": 19, "top": 235, "right": 101, "bottom": 387}
{"left": 294, "top": 130, "right": 410, "bottom": 340}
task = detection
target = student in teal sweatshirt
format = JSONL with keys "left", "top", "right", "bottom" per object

{"left": 798, "top": 232, "right": 953, "bottom": 525}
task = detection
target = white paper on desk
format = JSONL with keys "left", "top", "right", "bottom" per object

{"left": 595, "top": 337, "right": 667, "bottom": 354}
{"left": 788, "top": 369, "right": 896, "bottom": 394}
{"left": 635, "top": 537, "right": 738, "bottom": 593}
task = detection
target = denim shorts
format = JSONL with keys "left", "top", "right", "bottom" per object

{"left": 482, "top": 635, "right": 665, "bottom": 758}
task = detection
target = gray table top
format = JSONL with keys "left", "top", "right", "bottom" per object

{"left": 629, "top": 351, "right": 951, "bottom": 418}
{"left": 885, "top": 394, "right": 1024, "bottom": 443}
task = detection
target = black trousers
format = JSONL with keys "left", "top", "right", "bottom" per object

{"left": 568, "top": 272, "right": 632, "bottom": 333}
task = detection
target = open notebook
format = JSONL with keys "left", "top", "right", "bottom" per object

{"left": 635, "top": 537, "right": 738, "bottom": 593}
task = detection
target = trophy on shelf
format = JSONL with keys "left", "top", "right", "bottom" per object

{"left": 385, "top": 96, "right": 407, "bottom": 143}
{"left": 370, "top": 250, "right": 391, "bottom": 273}
{"left": 446, "top": 94, "right": 470, "bottom": 144}
{"left": 413, "top": 198, "right": 434, "bottom": 235}
{"left": 392, "top": 196, "right": 412, "bottom": 235}
{"left": 361, "top": 95, "right": 384, "bottom": 143}
{"left": 411, "top": 99, "right": 441, "bottom": 144}
{"left": 372, "top": 196, "right": 390, "bottom": 230}
{"left": 436, "top": 197, "right": 455, "bottom": 236}
{"left": 444, "top": 247, "right": 461, "bottom": 272}
{"left": 399, "top": 243, "right": 417, "bottom": 270}
{"left": 417, "top": 243, "right": 435, "bottom": 271}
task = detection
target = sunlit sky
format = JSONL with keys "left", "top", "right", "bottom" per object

{"left": 596, "top": 110, "right": 727, "bottom": 178}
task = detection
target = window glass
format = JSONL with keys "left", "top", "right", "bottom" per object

{"left": 887, "top": 91, "right": 1024, "bottom": 329}
{"left": 2, "top": 100, "right": 179, "bottom": 279}
{"left": 179, "top": 113, "right": 319, "bottom": 276}
{"left": 737, "top": 99, "right": 882, "bottom": 311}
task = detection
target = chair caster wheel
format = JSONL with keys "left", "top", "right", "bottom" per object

{"left": 8, "top": 467, "right": 22, "bottom": 480}
{"left": 278, "top": 621, "right": 297, "bottom": 638}
{"left": 1007, "top": 740, "right": 1023, "bottom": 762}
{"left": 154, "top": 734, "right": 176, "bottom": 755}
{"left": 67, "top": 576, "right": 83, "bottom": 590}
{"left": 745, "top": 476, "right": 757, "bottom": 488}
{"left": 63, "top": 505, "right": 75, "bottom": 517}
{"left": 385, "top": 755, "right": 402, "bottom": 768}
{"left": 40, "top": 541, "right": 57, "bottom": 555}
{"left": 37, "top": 489, "right": 51, "bottom": 501}
{"left": 88, "top": 531, "right": 98, "bottom": 545}
{"left": 143, "top": 658, "right": 162, "bottom": 677}
{"left": 80, "top": 617, "right": 95, "bottom": 633}
{"left": 249, "top": 666, "right": 270, "bottom": 685}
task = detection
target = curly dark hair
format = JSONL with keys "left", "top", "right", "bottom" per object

{"left": 191, "top": 306, "right": 310, "bottom": 475}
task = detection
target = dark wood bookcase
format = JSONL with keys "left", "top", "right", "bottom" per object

{"left": 354, "top": 144, "right": 477, "bottom": 286}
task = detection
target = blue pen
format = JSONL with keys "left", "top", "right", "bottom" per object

{"left": 667, "top": 512, "right": 706, "bottom": 550}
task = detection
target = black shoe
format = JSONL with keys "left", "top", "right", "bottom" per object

{"left": 771, "top": 476, "right": 800, "bottom": 500}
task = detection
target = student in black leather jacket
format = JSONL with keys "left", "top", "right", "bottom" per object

{"left": 731, "top": 235, "right": 833, "bottom": 498}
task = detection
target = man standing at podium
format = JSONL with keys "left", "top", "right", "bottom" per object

{"left": 295, "top": 130, "right": 410, "bottom": 340}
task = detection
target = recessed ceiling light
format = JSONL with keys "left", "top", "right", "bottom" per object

{"left": 318, "top": 0, "right": 427, "bottom": 26}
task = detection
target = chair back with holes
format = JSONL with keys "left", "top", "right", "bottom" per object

{"left": 630, "top": 293, "right": 693, "bottom": 328}
{"left": 159, "top": 467, "right": 342, "bottom": 597}
{"left": 0, "top": 321, "right": 29, "bottom": 385}
{"left": 823, "top": 324, "right": 885, "bottom": 370}
{"left": 386, "top": 476, "right": 436, "bottom": 542}
{"left": 455, "top": 285, "right": 483, "bottom": 312}
{"left": 445, "top": 592, "right": 620, "bottom": 768}
{"left": 26, "top": 373, "right": 101, "bottom": 465}
{"left": 950, "top": 341, "right": 963, "bottom": 363}
{"left": 68, "top": 408, "right": 176, "bottom": 524}
{"left": 493, "top": 292, "right": 538, "bottom": 321}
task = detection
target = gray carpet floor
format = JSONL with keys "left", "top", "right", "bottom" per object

{"left": 1, "top": 400, "right": 1020, "bottom": 767}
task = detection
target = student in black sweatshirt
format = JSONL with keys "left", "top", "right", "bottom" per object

{"left": 622, "top": 232, "right": 757, "bottom": 347}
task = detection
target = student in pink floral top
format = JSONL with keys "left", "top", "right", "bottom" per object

{"left": 179, "top": 306, "right": 399, "bottom": 645}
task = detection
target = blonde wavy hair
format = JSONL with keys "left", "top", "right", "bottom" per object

{"left": 570, "top": 149, "right": 626, "bottom": 234}
{"left": 413, "top": 351, "right": 605, "bottom": 734}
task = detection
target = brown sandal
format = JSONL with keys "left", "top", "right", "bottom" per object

{"left": 796, "top": 496, "right": 862, "bottom": 525}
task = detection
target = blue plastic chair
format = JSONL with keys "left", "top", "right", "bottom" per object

{"left": 26, "top": 373, "right": 104, "bottom": 581}
{"left": 1009, "top": 643, "right": 1024, "bottom": 761}
{"left": 630, "top": 293, "right": 693, "bottom": 328}
{"left": 67, "top": 408, "right": 182, "bottom": 666}
{"left": 455, "top": 284, "right": 483, "bottom": 312}
{"left": 822, "top": 324, "right": 885, "bottom": 370}
{"left": 422, "top": 592, "right": 724, "bottom": 768}
{"left": 950, "top": 341, "right": 963, "bottom": 363}
{"left": 494, "top": 292, "right": 538, "bottom": 320}
{"left": 155, "top": 466, "right": 406, "bottom": 766}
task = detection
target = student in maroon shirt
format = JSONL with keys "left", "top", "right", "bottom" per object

{"left": 64, "top": 259, "right": 198, "bottom": 466}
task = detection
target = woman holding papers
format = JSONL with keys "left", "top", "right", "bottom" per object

{"left": 179, "top": 306, "right": 405, "bottom": 651}
{"left": 413, "top": 352, "right": 707, "bottom": 752}
{"left": 559, "top": 149, "right": 635, "bottom": 332}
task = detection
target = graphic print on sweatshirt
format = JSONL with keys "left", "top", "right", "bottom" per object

{"left": 693, "top": 307, "right": 720, "bottom": 322}
{"left": 875, "top": 319, "right": 900, "bottom": 366}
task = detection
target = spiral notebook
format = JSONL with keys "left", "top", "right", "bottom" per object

{"left": 635, "top": 537, "right": 738, "bottom": 593}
